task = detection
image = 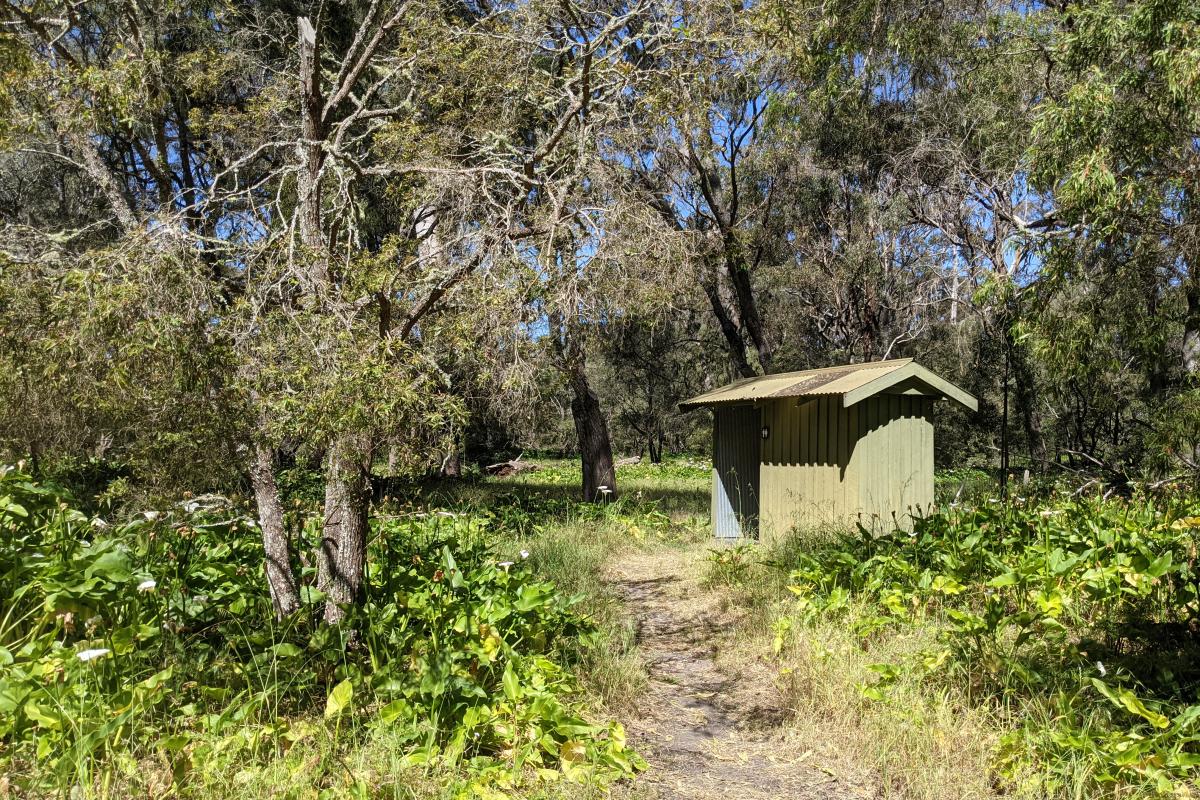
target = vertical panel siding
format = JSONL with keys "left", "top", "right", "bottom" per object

{"left": 853, "top": 395, "right": 935, "bottom": 531}
{"left": 712, "top": 405, "right": 761, "bottom": 538}
{"left": 736, "top": 394, "right": 938, "bottom": 542}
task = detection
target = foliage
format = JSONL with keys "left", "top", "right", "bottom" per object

{"left": 933, "top": 468, "right": 998, "bottom": 506}
{"left": 704, "top": 543, "right": 758, "bottom": 588}
{"left": 774, "top": 494, "right": 1200, "bottom": 796}
{"left": 0, "top": 466, "right": 643, "bottom": 794}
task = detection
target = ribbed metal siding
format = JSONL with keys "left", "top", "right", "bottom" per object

{"left": 711, "top": 405, "right": 761, "bottom": 538}
{"left": 856, "top": 395, "right": 934, "bottom": 529}
{"left": 756, "top": 394, "right": 936, "bottom": 540}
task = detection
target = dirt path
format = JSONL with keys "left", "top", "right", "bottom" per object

{"left": 608, "top": 549, "right": 874, "bottom": 800}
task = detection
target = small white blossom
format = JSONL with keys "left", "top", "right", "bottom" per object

{"left": 497, "top": 561, "right": 514, "bottom": 570}
{"left": 519, "top": 550, "right": 530, "bottom": 560}
{"left": 77, "top": 648, "right": 111, "bottom": 663}
{"left": 143, "top": 511, "right": 160, "bottom": 522}
{"left": 1096, "top": 661, "right": 1107, "bottom": 677}
{"left": 93, "top": 518, "right": 109, "bottom": 529}
{"left": 137, "top": 579, "right": 157, "bottom": 592}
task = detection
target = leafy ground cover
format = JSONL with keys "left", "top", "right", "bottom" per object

{"left": 717, "top": 494, "right": 1200, "bottom": 799}
{"left": 10, "top": 455, "right": 1200, "bottom": 799}
{"left": 0, "top": 463, "right": 699, "bottom": 798}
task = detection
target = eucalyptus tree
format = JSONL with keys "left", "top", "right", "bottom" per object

{"left": 619, "top": 0, "right": 785, "bottom": 380}
{"left": 1029, "top": 0, "right": 1200, "bottom": 475}
{"left": 0, "top": 0, "right": 540, "bottom": 621}
{"left": 446, "top": 0, "right": 684, "bottom": 502}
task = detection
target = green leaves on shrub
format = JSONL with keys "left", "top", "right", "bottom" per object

{"left": 778, "top": 494, "right": 1200, "bottom": 796}
{"left": 0, "top": 465, "right": 642, "bottom": 794}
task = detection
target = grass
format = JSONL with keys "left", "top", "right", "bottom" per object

{"left": 696, "top": 529, "right": 1006, "bottom": 800}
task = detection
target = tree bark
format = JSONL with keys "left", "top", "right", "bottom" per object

{"left": 317, "top": 433, "right": 372, "bottom": 624}
{"left": 724, "top": 249, "right": 772, "bottom": 374}
{"left": 249, "top": 443, "right": 300, "bottom": 619}
{"left": 702, "top": 279, "right": 757, "bottom": 379}
{"left": 569, "top": 364, "right": 617, "bottom": 502}
{"left": 440, "top": 448, "right": 462, "bottom": 478}
{"left": 1184, "top": 282, "right": 1200, "bottom": 376}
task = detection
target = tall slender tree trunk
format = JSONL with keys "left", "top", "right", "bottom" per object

{"left": 569, "top": 364, "right": 617, "bottom": 502}
{"left": 1184, "top": 282, "right": 1200, "bottom": 376}
{"left": 1010, "top": 335, "right": 1047, "bottom": 467}
{"left": 317, "top": 433, "right": 372, "bottom": 624}
{"left": 724, "top": 251, "right": 772, "bottom": 374}
{"left": 249, "top": 443, "right": 300, "bottom": 618}
{"left": 297, "top": 17, "right": 374, "bottom": 624}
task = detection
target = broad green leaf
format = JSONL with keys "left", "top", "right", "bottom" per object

{"left": 324, "top": 678, "right": 354, "bottom": 720}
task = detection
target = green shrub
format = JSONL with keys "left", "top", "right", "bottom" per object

{"left": 775, "top": 494, "right": 1200, "bottom": 796}
{"left": 0, "top": 466, "right": 643, "bottom": 795}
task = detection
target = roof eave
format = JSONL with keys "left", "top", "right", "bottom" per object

{"left": 841, "top": 363, "right": 978, "bottom": 411}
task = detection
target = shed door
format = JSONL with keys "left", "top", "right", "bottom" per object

{"left": 712, "top": 405, "right": 761, "bottom": 538}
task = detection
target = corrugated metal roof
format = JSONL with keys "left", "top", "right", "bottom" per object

{"left": 679, "top": 358, "right": 978, "bottom": 411}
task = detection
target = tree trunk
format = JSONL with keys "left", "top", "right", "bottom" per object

{"left": 1009, "top": 332, "right": 1047, "bottom": 468}
{"left": 1184, "top": 282, "right": 1200, "bottom": 376}
{"left": 317, "top": 434, "right": 372, "bottom": 624}
{"left": 440, "top": 448, "right": 462, "bottom": 478}
{"left": 724, "top": 250, "right": 772, "bottom": 374}
{"left": 569, "top": 364, "right": 617, "bottom": 502}
{"left": 249, "top": 443, "right": 300, "bottom": 619}
{"left": 702, "top": 275, "right": 757, "bottom": 379}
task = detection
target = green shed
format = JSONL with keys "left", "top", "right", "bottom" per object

{"left": 679, "top": 359, "right": 978, "bottom": 540}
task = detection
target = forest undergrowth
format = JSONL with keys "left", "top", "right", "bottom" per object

{"left": 0, "top": 460, "right": 709, "bottom": 799}
{"left": 708, "top": 486, "right": 1200, "bottom": 799}
{"left": 6, "top": 459, "right": 1200, "bottom": 798}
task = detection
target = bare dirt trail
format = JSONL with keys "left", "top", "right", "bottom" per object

{"left": 607, "top": 549, "right": 875, "bottom": 800}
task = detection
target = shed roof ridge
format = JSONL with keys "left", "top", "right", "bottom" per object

{"left": 764, "top": 357, "right": 911, "bottom": 384}
{"left": 678, "top": 357, "right": 978, "bottom": 411}
{"left": 758, "top": 357, "right": 911, "bottom": 381}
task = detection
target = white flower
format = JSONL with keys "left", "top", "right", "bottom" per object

{"left": 143, "top": 511, "right": 160, "bottom": 522}
{"left": 137, "top": 579, "right": 157, "bottom": 592}
{"left": 77, "top": 648, "right": 111, "bottom": 663}
{"left": 497, "top": 561, "right": 514, "bottom": 571}
{"left": 1096, "top": 661, "right": 1107, "bottom": 677}
{"left": 519, "top": 550, "right": 529, "bottom": 560}
{"left": 93, "top": 518, "right": 109, "bottom": 529}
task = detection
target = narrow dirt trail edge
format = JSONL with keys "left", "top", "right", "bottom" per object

{"left": 607, "top": 549, "right": 874, "bottom": 800}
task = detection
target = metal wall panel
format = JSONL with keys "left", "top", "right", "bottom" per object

{"left": 754, "top": 394, "right": 937, "bottom": 540}
{"left": 711, "top": 405, "right": 761, "bottom": 538}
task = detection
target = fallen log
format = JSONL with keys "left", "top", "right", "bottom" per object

{"left": 614, "top": 455, "right": 642, "bottom": 467}
{"left": 485, "top": 457, "right": 540, "bottom": 477}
